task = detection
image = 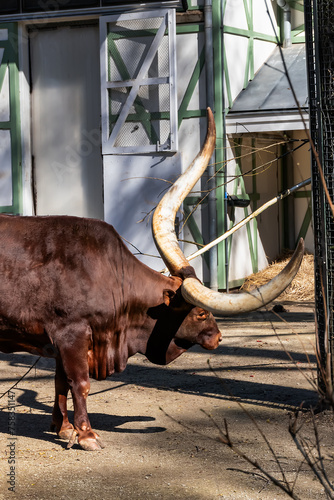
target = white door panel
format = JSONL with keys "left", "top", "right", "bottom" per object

{"left": 30, "top": 25, "right": 103, "bottom": 218}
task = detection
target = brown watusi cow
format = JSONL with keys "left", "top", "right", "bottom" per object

{"left": 0, "top": 109, "right": 304, "bottom": 450}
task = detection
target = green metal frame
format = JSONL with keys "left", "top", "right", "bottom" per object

{"left": 212, "top": 1, "right": 226, "bottom": 289}
{"left": 0, "top": 23, "right": 22, "bottom": 214}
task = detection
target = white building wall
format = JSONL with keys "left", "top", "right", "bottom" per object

{"left": 224, "top": 0, "right": 278, "bottom": 105}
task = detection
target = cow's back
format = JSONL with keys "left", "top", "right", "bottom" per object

{"left": 0, "top": 216, "right": 131, "bottom": 345}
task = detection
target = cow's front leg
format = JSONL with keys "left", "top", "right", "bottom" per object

{"left": 50, "top": 357, "right": 74, "bottom": 440}
{"left": 66, "top": 373, "right": 104, "bottom": 451}
{"left": 57, "top": 329, "right": 105, "bottom": 451}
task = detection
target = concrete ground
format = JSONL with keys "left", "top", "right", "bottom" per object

{"left": 1, "top": 301, "right": 332, "bottom": 499}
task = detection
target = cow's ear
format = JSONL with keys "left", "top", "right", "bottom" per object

{"left": 163, "top": 289, "right": 176, "bottom": 306}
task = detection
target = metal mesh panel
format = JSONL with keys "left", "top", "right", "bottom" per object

{"left": 108, "top": 34, "right": 169, "bottom": 80}
{"left": 105, "top": 13, "right": 173, "bottom": 151}
{"left": 305, "top": 0, "right": 334, "bottom": 386}
{"left": 107, "top": 16, "right": 169, "bottom": 81}
{"left": 108, "top": 84, "right": 171, "bottom": 147}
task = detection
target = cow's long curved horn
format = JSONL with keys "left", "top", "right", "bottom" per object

{"left": 152, "top": 108, "right": 304, "bottom": 315}
{"left": 181, "top": 237, "right": 304, "bottom": 315}
{"left": 152, "top": 107, "right": 216, "bottom": 275}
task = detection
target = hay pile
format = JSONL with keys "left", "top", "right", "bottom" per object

{"left": 240, "top": 252, "right": 315, "bottom": 302}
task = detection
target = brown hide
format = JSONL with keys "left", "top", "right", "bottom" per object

{"left": 0, "top": 214, "right": 221, "bottom": 450}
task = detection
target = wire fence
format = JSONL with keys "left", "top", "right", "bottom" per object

{"left": 305, "top": 0, "right": 334, "bottom": 388}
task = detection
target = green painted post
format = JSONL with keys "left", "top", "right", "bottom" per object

{"left": 212, "top": 0, "right": 226, "bottom": 290}
{"left": 0, "top": 23, "right": 22, "bottom": 215}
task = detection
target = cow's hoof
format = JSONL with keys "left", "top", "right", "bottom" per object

{"left": 79, "top": 436, "right": 105, "bottom": 451}
{"left": 58, "top": 427, "right": 75, "bottom": 441}
{"left": 67, "top": 429, "right": 78, "bottom": 449}
{"left": 78, "top": 431, "right": 105, "bottom": 451}
{"left": 66, "top": 429, "right": 105, "bottom": 451}
{"left": 50, "top": 422, "right": 74, "bottom": 441}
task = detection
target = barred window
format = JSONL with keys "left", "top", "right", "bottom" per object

{"left": 100, "top": 9, "right": 178, "bottom": 154}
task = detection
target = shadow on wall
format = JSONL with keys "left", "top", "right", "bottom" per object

{"left": 103, "top": 153, "right": 182, "bottom": 271}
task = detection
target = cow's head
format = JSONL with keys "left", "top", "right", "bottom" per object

{"left": 173, "top": 307, "right": 221, "bottom": 350}
{"left": 152, "top": 107, "right": 304, "bottom": 319}
{"left": 145, "top": 284, "right": 222, "bottom": 365}
{"left": 163, "top": 285, "right": 222, "bottom": 350}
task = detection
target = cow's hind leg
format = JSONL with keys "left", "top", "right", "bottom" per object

{"left": 50, "top": 357, "right": 74, "bottom": 441}
{"left": 57, "top": 328, "right": 105, "bottom": 451}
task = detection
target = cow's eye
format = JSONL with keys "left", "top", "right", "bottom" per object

{"left": 197, "top": 311, "right": 208, "bottom": 321}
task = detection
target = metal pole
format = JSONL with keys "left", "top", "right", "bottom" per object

{"left": 221, "top": 0, "right": 228, "bottom": 291}
{"left": 276, "top": 0, "right": 291, "bottom": 48}
{"left": 204, "top": 0, "right": 218, "bottom": 291}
